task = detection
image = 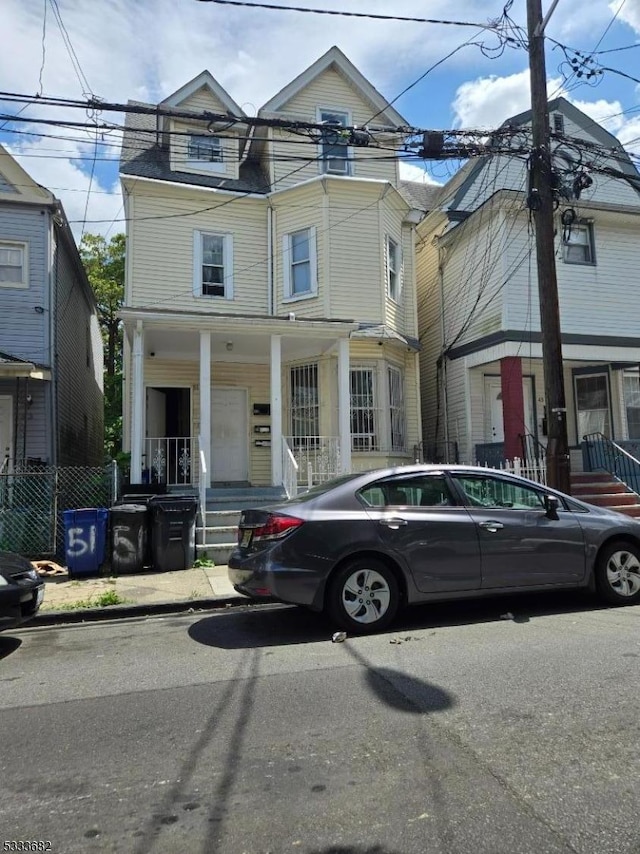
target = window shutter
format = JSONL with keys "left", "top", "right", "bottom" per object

{"left": 282, "top": 233, "right": 291, "bottom": 298}
{"left": 309, "top": 226, "right": 318, "bottom": 295}
{"left": 224, "top": 233, "right": 234, "bottom": 298}
{"left": 193, "top": 231, "right": 202, "bottom": 297}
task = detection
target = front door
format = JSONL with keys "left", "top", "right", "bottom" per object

{"left": 574, "top": 372, "right": 611, "bottom": 439}
{"left": 484, "top": 377, "right": 535, "bottom": 442}
{"left": 0, "top": 395, "right": 13, "bottom": 467}
{"left": 212, "top": 388, "right": 248, "bottom": 482}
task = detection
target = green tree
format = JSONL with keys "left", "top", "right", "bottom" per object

{"left": 80, "top": 233, "right": 125, "bottom": 459}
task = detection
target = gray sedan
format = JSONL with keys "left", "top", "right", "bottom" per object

{"left": 228, "top": 465, "right": 640, "bottom": 634}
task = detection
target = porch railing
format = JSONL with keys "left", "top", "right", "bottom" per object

{"left": 582, "top": 432, "right": 640, "bottom": 495}
{"left": 481, "top": 456, "right": 548, "bottom": 486}
{"left": 287, "top": 436, "right": 341, "bottom": 488}
{"left": 282, "top": 437, "right": 299, "bottom": 499}
{"left": 519, "top": 432, "right": 546, "bottom": 464}
{"left": 144, "top": 437, "right": 197, "bottom": 486}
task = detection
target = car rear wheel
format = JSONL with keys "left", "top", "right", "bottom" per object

{"left": 595, "top": 540, "right": 640, "bottom": 605}
{"left": 327, "top": 558, "right": 400, "bottom": 634}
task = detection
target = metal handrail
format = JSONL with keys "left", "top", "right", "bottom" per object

{"left": 518, "top": 431, "right": 546, "bottom": 464}
{"left": 198, "top": 436, "right": 207, "bottom": 524}
{"left": 582, "top": 431, "right": 640, "bottom": 495}
{"left": 282, "top": 437, "right": 299, "bottom": 499}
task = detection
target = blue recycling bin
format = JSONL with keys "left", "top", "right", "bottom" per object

{"left": 63, "top": 508, "right": 109, "bottom": 576}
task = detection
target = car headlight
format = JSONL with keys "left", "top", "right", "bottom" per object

{"left": 0, "top": 575, "right": 9, "bottom": 586}
{"left": 27, "top": 569, "right": 39, "bottom": 582}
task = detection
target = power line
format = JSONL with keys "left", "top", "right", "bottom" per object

{"left": 195, "top": 0, "right": 499, "bottom": 30}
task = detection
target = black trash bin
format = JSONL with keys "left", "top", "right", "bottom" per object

{"left": 149, "top": 495, "right": 198, "bottom": 572}
{"left": 110, "top": 503, "right": 150, "bottom": 575}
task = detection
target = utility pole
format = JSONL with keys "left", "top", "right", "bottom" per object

{"left": 526, "top": 0, "right": 570, "bottom": 493}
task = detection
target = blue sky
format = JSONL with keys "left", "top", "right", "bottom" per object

{"left": 2, "top": 0, "right": 639, "bottom": 238}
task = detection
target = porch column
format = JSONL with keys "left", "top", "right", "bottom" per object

{"left": 501, "top": 356, "right": 525, "bottom": 462}
{"left": 271, "top": 334, "right": 283, "bottom": 487}
{"left": 131, "top": 321, "right": 144, "bottom": 483}
{"left": 338, "top": 337, "right": 351, "bottom": 473}
{"left": 199, "top": 331, "right": 211, "bottom": 489}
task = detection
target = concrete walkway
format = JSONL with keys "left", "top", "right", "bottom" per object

{"left": 33, "top": 563, "right": 250, "bottom": 626}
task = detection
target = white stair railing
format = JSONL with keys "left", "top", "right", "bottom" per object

{"left": 198, "top": 436, "right": 207, "bottom": 527}
{"left": 282, "top": 437, "right": 299, "bottom": 499}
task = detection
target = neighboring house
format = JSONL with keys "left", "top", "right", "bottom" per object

{"left": 119, "top": 47, "right": 428, "bottom": 493}
{"left": 0, "top": 145, "right": 104, "bottom": 469}
{"left": 416, "top": 97, "right": 640, "bottom": 469}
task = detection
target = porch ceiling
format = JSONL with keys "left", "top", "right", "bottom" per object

{"left": 143, "top": 328, "right": 343, "bottom": 363}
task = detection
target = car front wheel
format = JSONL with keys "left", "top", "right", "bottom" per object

{"left": 595, "top": 540, "right": 640, "bottom": 605}
{"left": 327, "top": 557, "right": 400, "bottom": 634}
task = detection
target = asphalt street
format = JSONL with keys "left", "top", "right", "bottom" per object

{"left": 1, "top": 592, "right": 639, "bottom": 854}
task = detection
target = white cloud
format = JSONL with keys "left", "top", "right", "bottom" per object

{"left": 398, "top": 162, "right": 442, "bottom": 185}
{"left": 452, "top": 71, "right": 568, "bottom": 129}
{"left": 610, "top": 0, "right": 640, "bottom": 34}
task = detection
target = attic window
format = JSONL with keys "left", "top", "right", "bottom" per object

{"left": 552, "top": 113, "right": 564, "bottom": 135}
{"left": 318, "top": 109, "right": 350, "bottom": 175}
{"left": 187, "top": 134, "right": 223, "bottom": 163}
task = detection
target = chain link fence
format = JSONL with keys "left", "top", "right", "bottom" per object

{"left": 0, "top": 463, "right": 118, "bottom": 559}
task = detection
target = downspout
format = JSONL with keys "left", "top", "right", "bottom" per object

{"left": 438, "top": 248, "right": 450, "bottom": 458}
{"left": 49, "top": 212, "right": 59, "bottom": 466}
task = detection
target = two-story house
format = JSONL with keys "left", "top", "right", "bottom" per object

{"left": 120, "top": 47, "right": 425, "bottom": 497}
{"left": 416, "top": 98, "right": 640, "bottom": 471}
{"left": 0, "top": 145, "right": 104, "bottom": 470}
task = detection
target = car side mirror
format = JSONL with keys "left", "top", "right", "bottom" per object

{"left": 544, "top": 494, "right": 560, "bottom": 520}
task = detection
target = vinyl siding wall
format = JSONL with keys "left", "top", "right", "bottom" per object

{"left": 54, "top": 232, "right": 104, "bottom": 465}
{"left": 125, "top": 182, "right": 269, "bottom": 314}
{"left": 505, "top": 211, "right": 640, "bottom": 337}
{"left": 0, "top": 204, "right": 48, "bottom": 363}
{"left": 267, "top": 68, "right": 400, "bottom": 190}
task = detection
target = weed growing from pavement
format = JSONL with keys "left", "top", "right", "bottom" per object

{"left": 54, "top": 590, "right": 130, "bottom": 611}
{"left": 193, "top": 557, "right": 215, "bottom": 568}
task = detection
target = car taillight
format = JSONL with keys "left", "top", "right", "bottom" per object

{"left": 252, "top": 513, "right": 304, "bottom": 543}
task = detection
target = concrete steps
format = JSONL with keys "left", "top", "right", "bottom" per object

{"left": 196, "top": 486, "right": 286, "bottom": 564}
{"left": 571, "top": 472, "right": 640, "bottom": 518}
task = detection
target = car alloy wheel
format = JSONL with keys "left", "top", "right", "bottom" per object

{"left": 596, "top": 541, "right": 640, "bottom": 604}
{"left": 328, "top": 558, "right": 400, "bottom": 633}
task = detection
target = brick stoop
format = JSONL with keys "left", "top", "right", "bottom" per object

{"left": 571, "top": 472, "right": 640, "bottom": 518}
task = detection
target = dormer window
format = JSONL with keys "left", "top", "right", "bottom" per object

{"left": 552, "top": 113, "right": 564, "bottom": 135}
{"left": 318, "top": 109, "right": 351, "bottom": 175}
{"left": 187, "top": 134, "right": 223, "bottom": 163}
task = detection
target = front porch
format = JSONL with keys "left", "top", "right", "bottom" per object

{"left": 122, "top": 311, "right": 421, "bottom": 499}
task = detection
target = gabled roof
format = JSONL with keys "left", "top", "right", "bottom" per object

{"left": 259, "top": 45, "right": 407, "bottom": 127}
{"left": 0, "top": 144, "right": 53, "bottom": 203}
{"left": 502, "top": 96, "right": 640, "bottom": 184}
{"left": 160, "top": 70, "right": 245, "bottom": 117}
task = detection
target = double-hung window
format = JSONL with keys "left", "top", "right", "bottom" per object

{"left": 562, "top": 221, "right": 595, "bottom": 265}
{"left": 194, "top": 231, "right": 233, "bottom": 299}
{"left": 289, "top": 363, "right": 319, "bottom": 445}
{"left": 386, "top": 235, "right": 401, "bottom": 301}
{"left": 388, "top": 366, "right": 406, "bottom": 452}
{"left": 318, "top": 109, "right": 350, "bottom": 175}
{"left": 187, "top": 134, "right": 223, "bottom": 163}
{"left": 623, "top": 372, "right": 640, "bottom": 440}
{"left": 0, "top": 242, "right": 27, "bottom": 287}
{"left": 351, "top": 367, "right": 378, "bottom": 451}
{"left": 283, "top": 227, "right": 317, "bottom": 299}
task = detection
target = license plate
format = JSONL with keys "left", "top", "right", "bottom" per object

{"left": 240, "top": 529, "right": 252, "bottom": 548}
{"left": 36, "top": 586, "right": 45, "bottom": 607}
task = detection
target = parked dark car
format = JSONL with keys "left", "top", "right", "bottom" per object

{"left": 229, "top": 465, "right": 640, "bottom": 633}
{"left": 0, "top": 551, "right": 45, "bottom": 632}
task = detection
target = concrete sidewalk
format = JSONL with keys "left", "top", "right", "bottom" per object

{"left": 33, "top": 563, "right": 250, "bottom": 626}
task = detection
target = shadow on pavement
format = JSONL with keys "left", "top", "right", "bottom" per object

{"left": 0, "top": 635, "right": 22, "bottom": 660}
{"left": 189, "top": 589, "right": 608, "bottom": 650}
{"left": 307, "top": 848, "right": 404, "bottom": 854}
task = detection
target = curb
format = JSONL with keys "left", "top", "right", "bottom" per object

{"left": 31, "top": 594, "right": 267, "bottom": 627}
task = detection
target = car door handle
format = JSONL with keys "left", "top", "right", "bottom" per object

{"left": 479, "top": 520, "right": 504, "bottom": 533}
{"left": 379, "top": 517, "right": 408, "bottom": 529}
